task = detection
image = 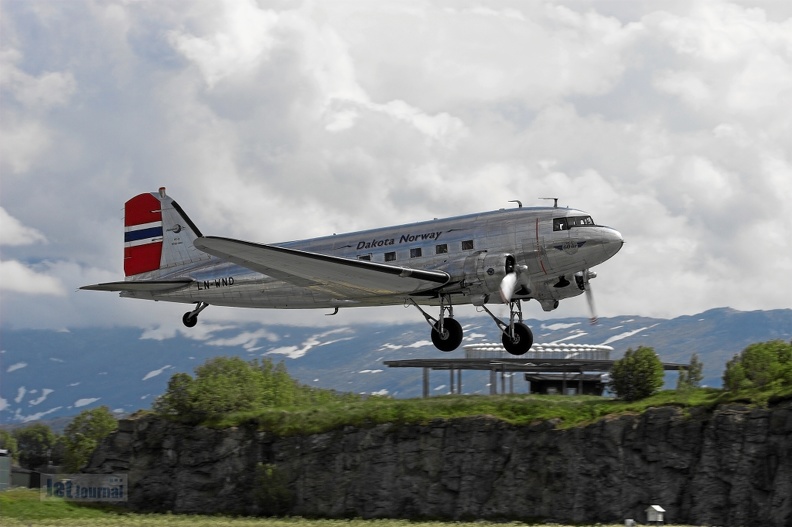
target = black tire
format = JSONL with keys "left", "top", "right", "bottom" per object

{"left": 502, "top": 322, "right": 533, "bottom": 355}
{"left": 182, "top": 312, "right": 198, "bottom": 328}
{"left": 431, "top": 317, "right": 463, "bottom": 352}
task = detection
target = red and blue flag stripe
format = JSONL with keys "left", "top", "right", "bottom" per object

{"left": 124, "top": 193, "right": 163, "bottom": 276}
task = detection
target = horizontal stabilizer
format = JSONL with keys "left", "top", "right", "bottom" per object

{"left": 80, "top": 280, "right": 193, "bottom": 293}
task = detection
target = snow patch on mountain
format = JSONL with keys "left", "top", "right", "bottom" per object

{"left": 6, "top": 362, "right": 27, "bottom": 372}
{"left": 142, "top": 365, "right": 173, "bottom": 381}
{"left": 30, "top": 389, "right": 54, "bottom": 406}
{"left": 601, "top": 324, "right": 658, "bottom": 346}
{"left": 542, "top": 322, "right": 581, "bottom": 331}
{"left": 267, "top": 328, "right": 355, "bottom": 359}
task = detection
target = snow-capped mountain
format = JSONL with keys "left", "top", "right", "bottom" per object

{"left": 2, "top": 308, "right": 791, "bottom": 425}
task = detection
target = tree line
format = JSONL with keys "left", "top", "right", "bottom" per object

{"left": 0, "top": 406, "right": 117, "bottom": 472}
{"left": 2, "top": 341, "right": 790, "bottom": 470}
{"left": 608, "top": 339, "right": 791, "bottom": 401}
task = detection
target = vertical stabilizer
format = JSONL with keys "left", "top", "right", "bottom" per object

{"left": 124, "top": 188, "right": 210, "bottom": 278}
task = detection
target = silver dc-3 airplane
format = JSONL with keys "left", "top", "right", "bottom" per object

{"left": 82, "top": 188, "right": 623, "bottom": 355}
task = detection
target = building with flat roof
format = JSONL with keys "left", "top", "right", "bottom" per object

{"left": 383, "top": 342, "right": 685, "bottom": 397}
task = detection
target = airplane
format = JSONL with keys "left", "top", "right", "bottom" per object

{"left": 82, "top": 188, "right": 623, "bottom": 355}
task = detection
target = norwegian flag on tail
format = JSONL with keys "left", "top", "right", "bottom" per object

{"left": 124, "top": 193, "right": 163, "bottom": 276}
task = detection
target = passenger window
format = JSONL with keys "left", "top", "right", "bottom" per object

{"left": 462, "top": 240, "right": 474, "bottom": 250}
{"left": 410, "top": 248, "right": 422, "bottom": 258}
{"left": 384, "top": 252, "right": 396, "bottom": 262}
{"left": 436, "top": 244, "right": 448, "bottom": 254}
{"left": 358, "top": 254, "right": 371, "bottom": 261}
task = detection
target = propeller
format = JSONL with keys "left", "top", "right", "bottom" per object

{"left": 579, "top": 269, "right": 598, "bottom": 324}
{"left": 499, "top": 272, "right": 518, "bottom": 303}
{"left": 499, "top": 262, "right": 530, "bottom": 303}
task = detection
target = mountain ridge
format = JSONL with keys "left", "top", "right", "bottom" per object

{"left": 2, "top": 307, "right": 791, "bottom": 425}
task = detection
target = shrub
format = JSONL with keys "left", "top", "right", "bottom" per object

{"left": 153, "top": 356, "right": 365, "bottom": 422}
{"left": 723, "top": 340, "right": 792, "bottom": 391}
{"left": 608, "top": 346, "right": 664, "bottom": 401}
{"left": 62, "top": 406, "right": 118, "bottom": 472}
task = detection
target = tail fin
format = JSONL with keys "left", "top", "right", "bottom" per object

{"left": 124, "top": 187, "right": 210, "bottom": 278}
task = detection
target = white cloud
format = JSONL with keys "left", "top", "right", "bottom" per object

{"left": 167, "top": 1, "right": 280, "bottom": 88}
{"left": 1, "top": 0, "right": 791, "bottom": 330}
{"left": 0, "top": 260, "right": 66, "bottom": 296}
{"left": 0, "top": 207, "right": 47, "bottom": 246}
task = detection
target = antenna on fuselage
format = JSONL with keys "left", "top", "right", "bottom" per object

{"left": 508, "top": 200, "right": 523, "bottom": 208}
{"left": 541, "top": 197, "right": 559, "bottom": 208}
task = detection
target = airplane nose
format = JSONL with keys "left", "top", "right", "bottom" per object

{"left": 603, "top": 227, "right": 624, "bottom": 259}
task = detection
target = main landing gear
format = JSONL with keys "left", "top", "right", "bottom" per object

{"left": 409, "top": 297, "right": 463, "bottom": 352}
{"left": 479, "top": 299, "right": 534, "bottom": 355}
{"left": 182, "top": 301, "right": 209, "bottom": 328}
{"left": 410, "top": 296, "right": 534, "bottom": 356}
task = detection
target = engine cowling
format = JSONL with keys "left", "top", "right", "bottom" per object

{"left": 462, "top": 252, "right": 516, "bottom": 300}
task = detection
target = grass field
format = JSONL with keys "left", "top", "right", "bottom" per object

{"left": 206, "top": 385, "right": 792, "bottom": 435}
{"left": 1, "top": 488, "right": 697, "bottom": 527}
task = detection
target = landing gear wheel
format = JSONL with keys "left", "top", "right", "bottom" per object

{"left": 502, "top": 322, "right": 533, "bottom": 356}
{"left": 182, "top": 312, "right": 198, "bottom": 328}
{"left": 431, "top": 317, "right": 463, "bottom": 352}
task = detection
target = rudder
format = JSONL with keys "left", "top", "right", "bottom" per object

{"left": 124, "top": 187, "right": 209, "bottom": 278}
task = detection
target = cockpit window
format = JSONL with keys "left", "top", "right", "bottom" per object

{"left": 553, "top": 216, "right": 595, "bottom": 231}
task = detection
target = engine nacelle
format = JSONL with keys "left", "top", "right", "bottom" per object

{"left": 462, "top": 252, "right": 515, "bottom": 298}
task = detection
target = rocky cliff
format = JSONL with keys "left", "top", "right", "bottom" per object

{"left": 86, "top": 400, "right": 792, "bottom": 526}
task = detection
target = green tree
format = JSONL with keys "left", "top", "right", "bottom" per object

{"left": 12, "top": 423, "right": 57, "bottom": 469}
{"left": 63, "top": 406, "right": 118, "bottom": 472}
{"left": 190, "top": 356, "right": 267, "bottom": 419}
{"left": 608, "top": 346, "right": 665, "bottom": 401}
{"left": 677, "top": 353, "right": 704, "bottom": 391}
{"left": 154, "top": 356, "right": 366, "bottom": 421}
{"left": 152, "top": 372, "right": 196, "bottom": 417}
{"left": 723, "top": 340, "right": 792, "bottom": 391}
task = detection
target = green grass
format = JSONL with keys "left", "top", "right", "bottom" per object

{"left": 1, "top": 488, "right": 697, "bottom": 527}
{"left": 0, "top": 488, "right": 111, "bottom": 521}
{"left": 205, "top": 386, "right": 790, "bottom": 435}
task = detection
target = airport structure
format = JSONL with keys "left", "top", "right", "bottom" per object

{"left": 384, "top": 343, "right": 687, "bottom": 397}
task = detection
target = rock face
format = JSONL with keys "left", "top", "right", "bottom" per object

{"left": 86, "top": 400, "right": 792, "bottom": 526}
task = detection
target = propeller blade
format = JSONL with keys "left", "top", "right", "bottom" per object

{"left": 584, "top": 269, "right": 598, "bottom": 324}
{"left": 499, "top": 272, "right": 518, "bottom": 303}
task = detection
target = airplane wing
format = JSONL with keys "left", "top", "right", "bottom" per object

{"left": 193, "top": 236, "right": 450, "bottom": 298}
{"left": 80, "top": 280, "right": 193, "bottom": 292}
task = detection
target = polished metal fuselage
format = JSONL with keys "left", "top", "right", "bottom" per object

{"left": 122, "top": 206, "right": 623, "bottom": 311}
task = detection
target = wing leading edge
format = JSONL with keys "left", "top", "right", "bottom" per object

{"left": 193, "top": 236, "right": 451, "bottom": 298}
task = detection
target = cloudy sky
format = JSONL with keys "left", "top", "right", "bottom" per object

{"left": 1, "top": 0, "right": 791, "bottom": 333}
